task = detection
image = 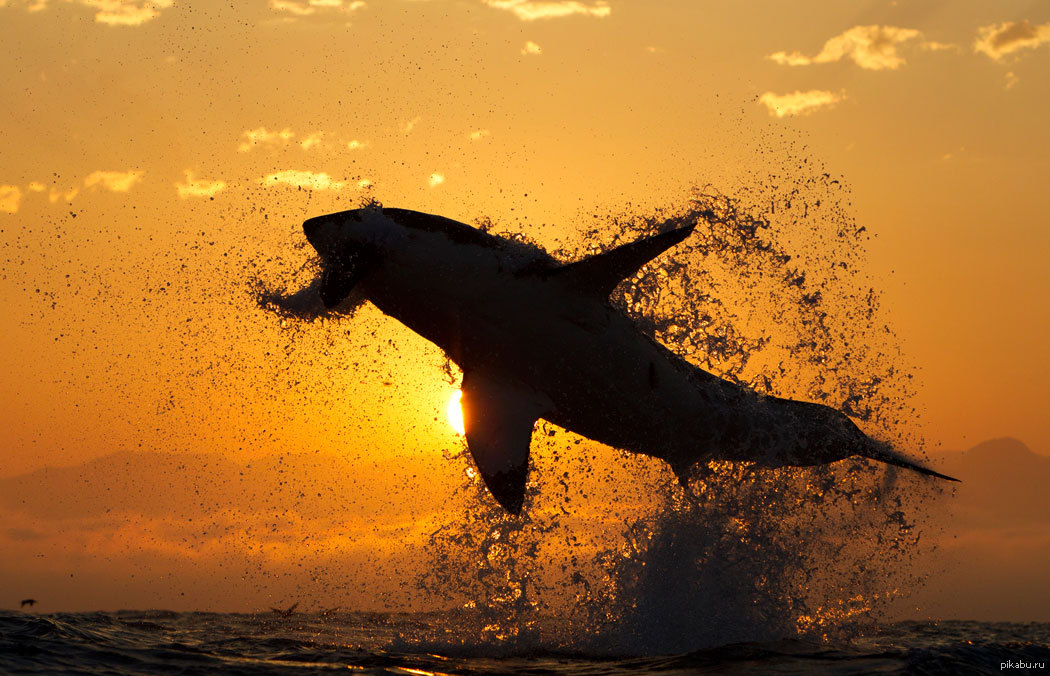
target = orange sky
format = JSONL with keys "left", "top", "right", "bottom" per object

{"left": 2, "top": 0, "right": 1049, "bottom": 619}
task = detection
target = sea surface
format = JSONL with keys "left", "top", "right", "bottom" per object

{"left": 2, "top": 610, "right": 1048, "bottom": 675}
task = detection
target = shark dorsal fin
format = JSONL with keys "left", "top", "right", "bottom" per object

{"left": 551, "top": 225, "right": 695, "bottom": 299}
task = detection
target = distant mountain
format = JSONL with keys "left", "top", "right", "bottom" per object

{"left": 937, "top": 437, "right": 1050, "bottom": 528}
{"left": 893, "top": 438, "right": 1050, "bottom": 621}
{"left": 0, "top": 448, "right": 453, "bottom": 523}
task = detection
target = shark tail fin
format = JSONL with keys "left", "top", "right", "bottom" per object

{"left": 551, "top": 225, "right": 695, "bottom": 300}
{"left": 866, "top": 442, "right": 960, "bottom": 482}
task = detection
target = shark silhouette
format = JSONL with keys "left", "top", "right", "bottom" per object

{"left": 302, "top": 206, "right": 957, "bottom": 513}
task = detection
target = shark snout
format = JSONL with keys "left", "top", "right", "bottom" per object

{"left": 304, "top": 210, "right": 371, "bottom": 260}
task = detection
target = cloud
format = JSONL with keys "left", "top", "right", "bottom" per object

{"left": 23, "top": 0, "right": 49, "bottom": 13}
{"left": 521, "top": 40, "right": 542, "bottom": 55}
{"left": 428, "top": 172, "right": 445, "bottom": 188}
{"left": 261, "top": 170, "right": 346, "bottom": 191}
{"left": 84, "top": 170, "right": 144, "bottom": 192}
{"left": 1005, "top": 71, "right": 1019, "bottom": 89}
{"left": 769, "top": 25, "right": 931, "bottom": 70}
{"left": 4, "top": 0, "right": 176, "bottom": 26}
{"left": 0, "top": 448, "right": 468, "bottom": 612}
{"left": 402, "top": 116, "right": 421, "bottom": 134}
{"left": 974, "top": 21, "right": 1050, "bottom": 61}
{"left": 758, "top": 90, "right": 843, "bottom": 118}
{"left": 270, "top": 0, "right": 365, "bottom": 17}
{"left": 299, "top": 132, "right": 324, "bottom": 150}
{"left": 0, "top": 185, "right": 23, "bottom": 214}
{"left": 238, "top": 127, "right": 295, "bottom": 152}
{"left": 175, "top": 171, "right": 226, "bottom": 199}
{"left": 469, "top": 129, "right": 490, "bottom": 141}
{"left": 84, "top": 0, "right": 173, "bottom": 26}
{"left": 921, "top": 40, "right": 957, "bottom": 53}
{"left": 48, "top": 187, "right": 78, "bottom": 203}
{"left": 6, "top": 527, "right": 45, "bottom": 541}
{"left": 347, "top": 139, "right": 367, "bottom": 150}
{"left": 27, "top": 181, "right": 46, "bottom": 192}
{"left": 482, "top": 0, "right": 610, "bottom": 21}
{"left": 270, "top": 0, "right": 313, "bottom": 15}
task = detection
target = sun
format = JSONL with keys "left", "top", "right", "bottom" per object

{"left": 447, "top": 389, "right": 465, "bottom": 436}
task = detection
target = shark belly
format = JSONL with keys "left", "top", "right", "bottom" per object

{"left": 536, "top": 315, "right": 735, "bottom": 469}
{"left": 366, "top": 259, "right": 741, "bottom": 471}
{"left": 367, "top": 251, "right": 777, "bottom": 482}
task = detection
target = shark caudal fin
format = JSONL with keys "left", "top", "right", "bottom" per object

{"left": 550, "top": 225, "right": 695, "bottom": 299}
{"left": 865, "top": 441, "right": 960, "bottom": 482}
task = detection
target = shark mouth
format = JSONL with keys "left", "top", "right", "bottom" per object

{"left": 302, "top": 214, "right": 376, "bottom": 308}
{"left": 318, "top": 247, "right": 372, "bottom": 308}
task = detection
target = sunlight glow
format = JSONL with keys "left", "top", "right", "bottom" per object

{"left": 447, "top": 389, "right": 465, "bottom": 436}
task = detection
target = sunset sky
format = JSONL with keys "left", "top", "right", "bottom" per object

{"left": 2, "top": 0, "right": 1048, "bottom": 619}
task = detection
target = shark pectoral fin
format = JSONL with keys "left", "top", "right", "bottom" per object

{"left": 550, "top": 224, "right": 696, "bottom": 299}
{"left": 459, "top": 372, "right": 547, "bottom": 514}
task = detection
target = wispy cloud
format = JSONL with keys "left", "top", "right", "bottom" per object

{"left": 5, "top": 0, "right": 175, "bottom": 26}
{"left": 175, "top": 171, "right": 226, "bottom": 199}
{"left": 921, "top": 40, "right": 957, "bottom": 53}
{"left": 270, "top": 0, "right": 312, "bottom": 15}
{"left": 769, "top": 25, "right": 939, "bottom": 70}
{"left": 84, "top": 170, "right": 144, "bottom": 192}
{"left": 0, "top": 449, "right": 462, "bottom": 611}
{"left": 270, "top": 0, "right": 365, "bottom": 17}
{"left": 402, "top": 116, "right": 421, "bottom": 134}
{"left": 521, "top": 40, "right": 542, "bottom": 55}
{"left": 758, "top": 90, "right": 843, "bottom": 118}
{"left": 238, "top": 127, "right": 295, "bottom": 153}
{"left": 49, "top": 187, "right": 78, "bottom": 203}
{"left": 347, "top": 139, "right": 368, "bottom": 150}
{"left": 16, "top": 0, "right": 49, "bottom": 14}
{"left": 0, "top": 185, "right": 23, "bottom": 214}
{"left": 469, "top": 129, "right": 490, "bottom": 141}
{"left": 85, "top": 0, "right": 173, "bottom": 26}
{"left": 261, "top": 170, "right": 346, "bottom": 191}
{"left": 482, "top": 0, "right": 610, "bottom": 21}
{"left": 974, "top": 20, "right": 1050, "bottom": 61}
{"left": 428, "top": 173, "right": 445, "bottom": 188}
{"left": 299, "top": 132, "right": 324, "bottom": 151}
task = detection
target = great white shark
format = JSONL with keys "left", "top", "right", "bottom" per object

{"left": 301, "top": 206, "right": 957, "bottom": 513}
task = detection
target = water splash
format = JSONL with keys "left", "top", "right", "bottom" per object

{"left": 255, "top": 184, "right": 941, "bottom": 653}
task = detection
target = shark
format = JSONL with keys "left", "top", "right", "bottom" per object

{"left": 301, "top": 206, "right": 957, "bottom": 513}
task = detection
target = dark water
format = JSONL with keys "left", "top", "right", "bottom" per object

{"left": 2, "top": 611, "right": 1048, "bottom": 675}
